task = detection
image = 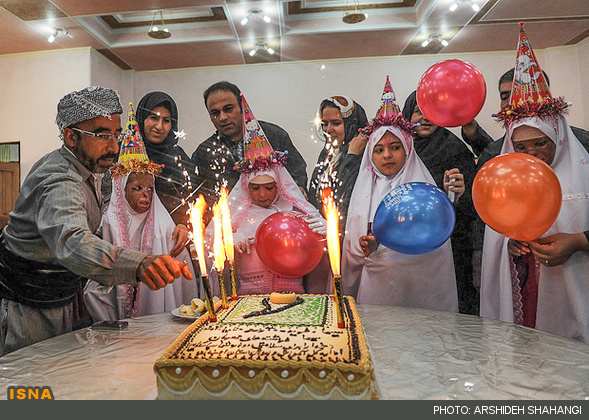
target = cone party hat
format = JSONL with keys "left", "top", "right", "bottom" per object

{"left": 494, "top": 22, "right": 570, "bottom": 126}
{"left": 110, "top": 102, "right": 162, "bottom": 177}
{"left": 364, "top": 75, "right": 415, "bottom": 136}
{"left": 235, "top": 94, "right": 287, "bottom": 173}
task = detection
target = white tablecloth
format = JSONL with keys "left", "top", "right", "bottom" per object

{"left": 1, "top": 304, "right": 588, "bottom": 399}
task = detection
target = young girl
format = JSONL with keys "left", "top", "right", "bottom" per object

{"left": 206, "top": 93, "right": 327, "bottom": 296}
{"left": 226, "top": 161, "right": 326, "bottom": 295}
{"left": 342, "top": 82, "right": 461, "bottom": 312}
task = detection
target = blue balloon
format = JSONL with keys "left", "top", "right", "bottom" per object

{"left": 372, "top": 182, "right": 455, "bottom": 255}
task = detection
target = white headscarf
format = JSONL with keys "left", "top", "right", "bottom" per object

{"left": 84, "top": 172, "right": 197, "bottom": 320}
{"left": 341, "top": 126, "right": 458, "bottom": 311}
{"left": 228, "top": 165, "right": 322, "bottom": 239}
{"left": 480, "top": 115, "right": 589, "bottom": 343}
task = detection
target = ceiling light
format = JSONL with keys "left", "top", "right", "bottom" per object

{"left": 241, "top": 10, "right": 272, "bottom": 26}
{"left": 47, "top": 28, "right": 72, "bottom": 43}
{"left": 148, "top": 11, "right": 171, "bottom": 39}
{"left": 421, "top": 33, "right": 450, "bottom": 48}
{"left": 342, "top": 1, "right": 367, "bottom": 24}
{"left": 450, "top": 1, "right": 480, "bottom": 12}
{"left": 248, "top": 42, "right": 276, "bottom": 57}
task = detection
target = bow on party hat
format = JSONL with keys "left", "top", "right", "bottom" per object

{"left": 363, "top": 75, "right": 416, "bottom": 136}
{"left": 234, "top": 93, "right": 287, "bottom": 173}
{"left": 110, "top": 102, "right": 163, "bottom": 177}
{"left": 494, "top": 22, "right": 570, "bottom": 127}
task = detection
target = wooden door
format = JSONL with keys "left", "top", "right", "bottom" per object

{"left": 0, "top": 162, "right": 19, "bottom": 228}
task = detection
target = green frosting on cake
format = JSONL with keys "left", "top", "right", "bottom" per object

{"left": 219, "top": 296, "right": 328, "bottom": 326}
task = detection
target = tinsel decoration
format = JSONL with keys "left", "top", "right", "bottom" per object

{"left": 493, "top": 97, "right": 570, "bottom": 126}
{"left": 362, "top": 113, "right": 417, "bottom": 137}
{"left": 234, "top": 150, "right": 289, "bottom": 174}
{"left": 110, "top": 159, "right": 164, "bottom": 178}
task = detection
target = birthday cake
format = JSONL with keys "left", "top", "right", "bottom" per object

{"left": 154, "top": 294, "right": 376, "bottom": 400}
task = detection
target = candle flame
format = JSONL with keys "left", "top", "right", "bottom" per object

{"left": 321, "top": 188, "right": 340, "bottom": 276}
{"left": 189, "top": 195, "right": 208, "bottom": 275}
{"left": 219, "top": 187, "right": 235, "bottom": 261}
{"left": 212, "top": 202, "right": 226, "bottom": 272}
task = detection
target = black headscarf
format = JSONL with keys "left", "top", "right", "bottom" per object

{"left": 401, "top": 91, "right": 475, "bottom": 180}
{"left": 309, "top": 97, "right": 368, "bottom": 224}
{"left": 319, "top": 96, "right": 369, "bottom": 146}
{"left": 136, "top": 91, "right": 199, "bottom": 225}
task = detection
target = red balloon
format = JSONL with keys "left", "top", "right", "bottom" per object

{"left": 416, "top": 59, "right": 486, "bottom": 127}
{"left": 255, "top": 211, "right": 324, "bottom": 278}
{"left": 472, "top": 154, "right": 562, "bottom": 242}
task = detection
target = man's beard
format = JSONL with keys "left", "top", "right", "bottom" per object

{"left": 73, "top": 142, "right": 117, "bottom": 173}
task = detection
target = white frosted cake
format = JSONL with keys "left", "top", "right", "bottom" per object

{"left": 154, "top": 294, "right": 376, "bottom": 400}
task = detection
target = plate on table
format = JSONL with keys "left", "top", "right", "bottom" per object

{"left": 171, "top": 307, "right": 201, "bottom": 320}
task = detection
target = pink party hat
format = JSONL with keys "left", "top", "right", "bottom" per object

{"left": 363, "top": 75, "right": 415, "bottom": 136}
{"left": 494, "top": 22, "right": 569, "bottom": 126}
{"left": 111, "top": 102, "right": 162, "bottom": 177}
{"left": 235, "top": 94, "right": 287, "bottom": 173}
{"left": 374, "top": 75, "right": 402, "bottom": 119}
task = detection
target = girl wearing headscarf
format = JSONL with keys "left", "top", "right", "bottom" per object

{"left": 224, "top": 159, "right": 327, "bottom": 295}
{"left": 480, "top": 23, "right": 589, "bottom": 344}
{"left": 84, "top": 116, "right": 197, "bottom": 320}
{"left": 136, "top": 91, "right": 206, "bottom": 225}
{"left": 402, "top": 90, "right": 479, "bottom": 315}
{"left": 206, "top": 94, "right": 327, "bottom": 296}
{"left": 341, "top": 116, "right": 459, "bottom": 311}
{"left": 308, "top": 96, "right": 369, "bottom": 227}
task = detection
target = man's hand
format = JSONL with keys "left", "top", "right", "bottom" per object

{"left": 136, "top": 255, "right": 193, "bottom": 290}
{"left": 170, "top": 224, "right": 189, "bottom": 257}
{"left": 529, "top": 232, "right": 589, "bottom": 267}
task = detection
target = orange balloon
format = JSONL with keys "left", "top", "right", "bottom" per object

{"left": 473, "top": 153, "right": 562, "bottom": 241}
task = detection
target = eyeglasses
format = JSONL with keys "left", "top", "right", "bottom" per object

{"left": 70, "top": 127, "right": 124, "bottom": 143}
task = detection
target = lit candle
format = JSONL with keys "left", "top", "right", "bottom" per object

{"left": 189, "top": 195, "right": 217, "bottom": 322}
{"left": 219, "top": 187, "right": 238, "bottom": 300}
{"left": 212, "top": 202, "right": 229, "bottom": 308}
{"left": 321, "top": 188, "right": 345, "bottom": 328}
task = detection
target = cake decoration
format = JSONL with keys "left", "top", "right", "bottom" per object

{"left": 154, "top": 294, "right": 376, "bottom": 400}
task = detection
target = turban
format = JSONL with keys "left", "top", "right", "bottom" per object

{"left": 56, "top": 86, "right": 123, "bottom": 138}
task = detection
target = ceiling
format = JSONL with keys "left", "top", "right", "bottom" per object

{"left": 1, "top": 0, "right": 588, "bottom": 72}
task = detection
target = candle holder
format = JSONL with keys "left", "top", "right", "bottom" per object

{"left": 201, "top": 275, "right": 217, "bottom": 322}
{"left": 332, "top": 275, "right": 345, "bottom": 328}
{"left": 216, "top": 268, "right": 229, "bottom": 308}
{"left": 228, "top": 259, "right": 238, "bottom": 300}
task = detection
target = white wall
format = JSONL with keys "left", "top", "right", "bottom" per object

{"left": 1, "top": 42, "right": 587, "bottom": 184}
{"left": 0, "top": 48, "right": 91, "bottom": 178}
{"left": 90, "top": 50, "right": 134, "bottom": 111}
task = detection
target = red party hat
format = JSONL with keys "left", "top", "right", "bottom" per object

{"left": 363, "top": 75, "right": 415, "bottom": 136}
{"left": 494, "top": 22, "right": 569, "bottom": 126}
{"left": 235, "top": 94, "right": 287, "bottom": 173}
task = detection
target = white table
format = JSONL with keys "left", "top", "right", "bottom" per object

{"left": 1, "top": 304, "right": 588, "bottom": 399}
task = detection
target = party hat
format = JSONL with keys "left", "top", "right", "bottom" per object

{"left": 235, "top": 94, "right": 287, "bottom": 173}
{"left": 110, "top": 102, "right": 162, "bottom": 177}
{"left": 375, "top": 75, "right": 402, "bottom": 119}
{"left": 364, "top": 75, "right": 415, "bottom": 136}
{"left": 494, "top": 22, "right": 569, "bottom": 126}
